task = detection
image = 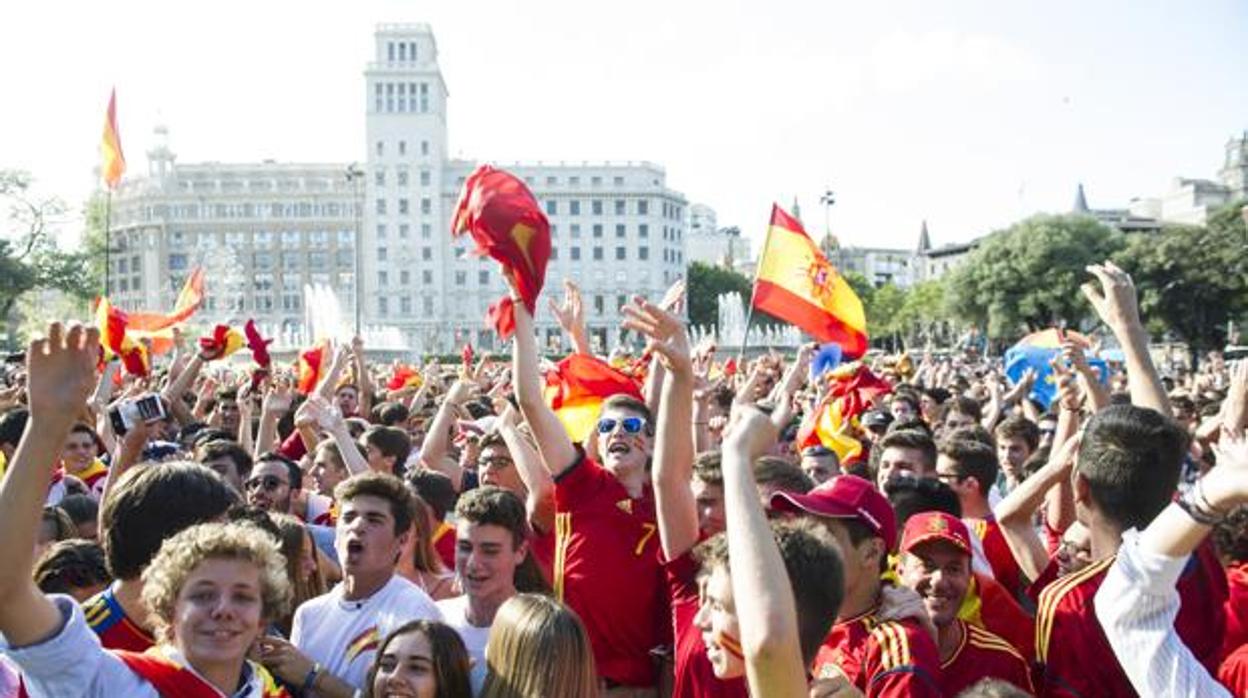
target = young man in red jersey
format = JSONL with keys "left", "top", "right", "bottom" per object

{"left": 1035, "top": 262, "right": 1228, "bottom": 697}
{"left": 771, "top": 475, "right": 943, "bottom": 697}
{"left": 513, "top": 298, "right": 668, "bottom": 695}
{"left": 935, "top": 438, "right": 1027, "bottom": 599}
{"left": 897, "top": 511, "right": 1033, "bottom": 695}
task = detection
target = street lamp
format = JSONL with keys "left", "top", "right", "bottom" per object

{"left": 345, "top": 163, "right": 365, "bottom": 335}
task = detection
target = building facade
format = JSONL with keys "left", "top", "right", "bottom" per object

{"left": 106, "top": 23, "right": 688, "bottom": 355}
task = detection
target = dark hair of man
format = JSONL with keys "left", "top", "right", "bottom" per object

{"left": 405, "top": 468, "right": 458, "bottom": 521}
{"left": 42, "top": 506, "right": 76, "bottom": 541}
{"left": 363, "top": 425, "right": 412, "bottom": 475}
{"left": 753, "top": 456, "right": 814, "bottom": 495}
{"left": 710, "top": 384, "right": 735, "bottom": 411}
{"left": 937, "top": 438, "right": 998, "bottom": 497}
{"left": 215, "top": 387, "right": 239, "bottom": 403}
{"left": 600, "top": 393, "right": 655, "bottom": 435}
{"left": 1214, "top": 505, "right": 1248, "bottom": 564}
{"left": 995, "top": 415, "right": 1040, "bottom": 451}
{"left": 0, "top": 407, "right": 29, "bottom": 448}
{"left": 100, "top": 461, "right": 239, "bottom": 580}
{"left": 69, "top": 422, "right": 101, "bottom": 452}
{"left": 478, "top": 431, "right": 507, "bottom": 452}
{"left": 33, "top": 540, "right": 111, "bottom": 596}
{"left": 373, "top": 401, "right": 411, "bottom": 427}
{"left": 225, "top": 504, "right": 282, "bottom": 542}
{"left": 455, "top": 485, "right": 530, "bottom": 549}
{"left": 947, "top": 421, "right": 995, "bottom": 446}
{"left": 336, "top": 471, "right": 416, "bottom": 536}
{"left": 57, "top": 493, "right": 99, "bottom": 530}
{"left": 1077, "top": 404, "right": 1188, "bottom": 531}
{"left": 191, "top": 428, "right": 235, "bottom": 449}
{"left": 885, "top": 476, "right": 962, "bottom": 527}
{"left": 198, "top": 439, "right": 254, "bottom": 481}
{"left": 692, "top": 451, "right": 723, "bottom": 488}
{"left": 695, "top": 518, "right": 844, "bottom": 665}
{"left": 887, "top": 418, "right": 933, "bottom": 438}
{"left": 365, "top": 620, "right": 472, "bottom": 698}
{"left": 463, "top": 400, "right": 492, "bottom": 420}
{"left": 256, "top": 452, "right": 302, "bottom": 492}
{"left": 878, "top": 429, "right": 937, "bottom": 469}
{"left": 942, "top": 395, "right": 983, "bottom": 422}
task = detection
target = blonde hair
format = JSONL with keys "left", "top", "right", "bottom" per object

{"left": 480, "top": 594, "right": 598, "bottom": 698}
{"left": 270, "top": 513, "right": 326, "bottom": 635}
{"left": 140, "top": 522, "right": 292, "bottom": 644}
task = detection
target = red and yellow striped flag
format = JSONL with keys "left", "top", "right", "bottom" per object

{"left": 751, "top": 205, "right": 867, "bottom": 358}
{"left": 100, "top": 89, "right": 126, "bottom": 190}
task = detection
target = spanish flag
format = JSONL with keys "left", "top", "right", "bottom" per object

{"left": 295, "top": 341, "right": 328, "bottom": 395}
{"left": 93, "top": 296, "right": 149, "bottom": 377}
{"left": 100, "top": 89, "right": 126, "bottom": 190}
{"left": 797, "top": 363, "right": 891, "bottom": 462}
{"left": 386, "top": 364, "right": 423, "bottom": 391}
{"left": 752, "top": 205, "right": 867, "bottom": 358}
{"left": 543, "top": 354, "right": 643, "bottom": 443}
{"left": 198, "top": 324, "right": 246, "bottom": 361}
{"left": 128, "top": 267, "right": 205, "bottom": 332}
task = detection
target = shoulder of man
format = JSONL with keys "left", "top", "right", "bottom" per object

{"left": 1034, "top": 556, "right": 1114, "bottom": 665}
{"left": 862, "top": 617, "right": 941, "bottom": 695}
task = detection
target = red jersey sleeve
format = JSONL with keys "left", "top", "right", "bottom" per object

{"left": 1223, "top": 563, "right": 1248, "bottom": 659}
{"left": 1219, "top": 644, "right": 1248, "bottom": 696}
{"left": 861, "top": 619, "right": 942, "bottom": 698}
{"left": 972, "top": 572, "right": 1035, "bottom": 659}
{"left": 276, "top": 429, "right": 306, "bottom": 461}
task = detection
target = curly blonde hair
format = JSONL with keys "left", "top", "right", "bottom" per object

{"left": 140, "top": 522, "right": 292, "bottom": 644}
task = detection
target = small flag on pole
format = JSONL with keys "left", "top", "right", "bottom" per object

{"left": 100, "top": 88, "right": 126, "bottom": 190}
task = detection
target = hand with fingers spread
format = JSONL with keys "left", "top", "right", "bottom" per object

{"left": 1082, "top": 261, "right": 1142, "bottom": 333}
{"left": 658, "top": 278, "right": 686, "bottom": 314}
{"left": 300, "top": 394, "right": 344, "bottom": 432}
{"left": 262, "top": 378, "right": 294, "bottom": 415}
{"left": 26, "top": 323, "right": 100, "bottom": 423}
{"left": 548, "top": 279, "right": 588, "bottom": 351}
{"left": 620, "top": 296, "right": 692, "bottom": 377}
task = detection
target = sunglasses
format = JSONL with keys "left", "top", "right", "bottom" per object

{"left": 597, "top": 416, "right": 647, "bottom": 434}
{"left": 478, "top": 455, "right": 514, "bottom": 470}
{"left": 245, "top": 475, "right": 288, "bottom": 492}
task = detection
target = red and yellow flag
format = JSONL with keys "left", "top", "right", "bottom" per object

{"left": 386, "top": 364, "right": 423, "bottom": 391}
{"left": 198, "top": 325, "right": 246, "bottom": 361}
{"left": 100, "top": 89, "right": 126, "bottom": 190}
{"left": 451, "top": 165, "right": 551, "bottom": 339}
{"left": 128, "top": 267, "right": 205, "bottom": 332}
{"left": 93, "top": 296, "right": 149, "bottom": 377}
{"left": 543, "top": 354, "right": 643, "bottom": 443}
{"left": 797, "top": 363, "right": 892, "bottom": 462}
{"left": 295, "top": 341, "right": 328, "bottom": 395}
{"left": 752, "top": 205, "right": 867, "bottom": 358}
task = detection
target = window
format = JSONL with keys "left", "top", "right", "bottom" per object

{"left": 639, "top": 246, "right": 649, "bottom": 260}
{"left": 478, "top": 270, "right": 489, "bottom": 285}
{"left": 252, "top": 252, "right": 272, "bottom": 269}
{"left": 421, "top": 224, "right": 431, "bottom": 239}
{"left": 423, "top": 296, "right": 433, "bottom": 315}
{"left": 398, "top": 42, "right": 406, "bottom": 61}
{"left": 421, "top": 198, "right": 431, "bottom": 214}
{"left": 592, "top": 224, "right": 603, "bottom": 238}
{"left": 397, "top": 170, "right": 408, "bottom": 186}
{"left": 615, "top": 200, "right": 626, "bottom": 215}
{"left": 376, "top": 140, "right": 384, "bottom": 156}
{"left": 593, "top": 247, "right": 603, "bottom": 261}
{"left": 545, "top": 200, "right": 557, "bottom": 216}
{"left": 378, "top": 247, "right": 388, "bottom": 261}
{"left": 398, "top": 199, "right": 409, "bottom": 215}
{"left": 379, "top": 271, "right": 389, "bottom": 286}
{"left": 378, "top": 297, "right": 388, "bottom": 316}
{"left": 551, "top": 247, "right": 559, "bottom": 260}
{"left": 309, "top": 252, "right": 328, "bottom": 270}
{"left": 455, "top": 271, "right": 466, "bottom": 286}
{"left": 376, "top": 199, "right": 387, "bottom": 215}
{"left": 614, "top": 176, "right": 624, "bottom": 186}
{"left": 615, "top": 224, "right": 626, "bottom": 238}
{"left": 569, "top": 200, "right": 581, "bottom": 216}
{"left": 571, "top": 247, "right": 580, "bottom": 261}
{"left": 399, "top": 140, "right": 407, "bottom": 156}
{"left": 388, "top": 42, "right": 395, "bottom": 62}
{"left": 570, "top": 176, "right": 580, "bottom": 187}
{"left": 422, "top": 247, "right": 432, "bottom": 261}
{"left": 421, "top": 140, "right": 429, "bottom": 156}
{"left": 386, "top": 83, "right": 394, "bottom": 112}
{"left": 419, "top": 83, "right": 429, "bottom": 112}
{"left": 546, "top": 176, "right": 557, "bottom": 186}
{"left": 400, "top": 296, "right": 412, "bottom": 315}
{"left": 638, "top": 200, "right": 649, "bottom": 215}
{"left": 616, "top": 247, "right": 626, "bottom": 261}
{"left": 422, "top": 270, "right": 433, "bottom": 284}
{"left": 639, "top": 224, "right": 649, "bottom": 238}
{"left": 281, "top": 252, "right": 299, "bottom": 271}
{"left": 592, "top": 200, "right": 603, "bottom": 215}
{"left": 617, "top": 294, "right": 627, "bottom": 309}
{"left": 399, "top": 224, "right": 409, "bottom": 239}
{"left": 400, "top": 270, "right": 410, "bottom": 285}
{"left": 375, "top": 170, "right": 386, "bottom": 187}
{"left": 397, "top": 83, "right": 407, "bottom": 112}
{"left": 374, "top": 84, "right": 383, "bottom": 113}
{"left": 571, "top": 224, "right": 581, "bottom": 238}
{"left": 119, "top": 258, "right": 128, "bottom": 273}
{"left": 420, "top": 170, "right": 431, "bottom": 186}
{"left": 594, "top": 295, "right": 605, "bottom": 315}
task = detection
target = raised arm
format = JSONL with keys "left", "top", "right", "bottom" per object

{"left": 512, "top": 301, "right": 578, "bottom": 475}
{"left": 302, "top": 395, "right": 370, "bottom": 475}
{"left": 496, "top": 406, "right": 555, "bottom": 535}
{"left": 314, "top": 344, "right": 351, "bottom": 404}
{"left": 547, "top": 280, "right": 590, "bottom": 356}
{"left": 622, "top": 298, "right": 699, "bottom": 560}
{"left": 1082, "top": 262, "right": 1170, "bottom": 417}
{"left": 769, "top": 343, "right": 814, "bottom": 431}
{"left": 255, "top": 378, "right": 293, "bottom": 459}
{"left": 0, "top": 323, "right": 99, "bottom": 646}
{"left": 351, "top": 335, "right": 373, "bottom": 417}
{"left": 721, "top": 406, "right": 808, "bottom": 696}
{"left": 418, "top": 379, "right": 473, "bottom": 490}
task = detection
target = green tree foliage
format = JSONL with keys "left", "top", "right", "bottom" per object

{"left": 687, "top": 261, "right": 753, "bottom": 329}
{"left": 1116, "top": 200, "right": 1247, "bottom": 360}
{"left": 947, "top": 214, "right": 1125, "bottom": 339}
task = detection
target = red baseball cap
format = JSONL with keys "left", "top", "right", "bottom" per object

{"left": 770, "top": 475, "right": 898, "bottom": 552}
{"left": 900, "top": 511, "right": 972, "bottom": 557}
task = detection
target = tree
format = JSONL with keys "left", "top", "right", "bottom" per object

{"left": 0, "top": 171, "right": 95, "bottom": 348}
{"left": 1115, "top": 200, "right": 1247, "bottom": 366}
{"left": 687, "top": 261, "right": 753, "bottom": 330}
{"left": 895, "top": 278, "right": 953, "bottom": 348}
{"left": 947, "top": 214, "right": 1125, "bottom": 339}
{"left": 865, "top": 282, "right": 906, "bottom": 348}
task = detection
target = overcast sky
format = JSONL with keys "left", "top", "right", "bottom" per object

{"left": 2, "top": 0, "right": 1244, "bottom": 252}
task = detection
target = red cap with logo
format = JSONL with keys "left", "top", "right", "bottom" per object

{"left": 769, "top": 475, "right": 898, "bottom": 552}
{"left": 900, "top": 511, "right": 973, "bottom": 556}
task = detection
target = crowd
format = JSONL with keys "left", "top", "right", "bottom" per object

{"left": 0, "top": 257, "right": 1244, "bottom": 698}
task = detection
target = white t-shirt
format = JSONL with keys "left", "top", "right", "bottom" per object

{"left": 292, "top": 575, "right": 442, "bottom": 690}
{"left": 436, "top": 595, "right": 492, "bottom": 695}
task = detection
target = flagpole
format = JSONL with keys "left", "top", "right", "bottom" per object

{"left": 738, "top": 208, "right": 779, "bottom": 365}
{"left": 104, "top": 190, "right": 112, "bottom": 297}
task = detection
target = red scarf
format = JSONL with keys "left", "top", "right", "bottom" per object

{"left": 115, "top": 647, "right": 290, "bottom": 698}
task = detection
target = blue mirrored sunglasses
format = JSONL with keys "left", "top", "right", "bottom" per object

{"left": 597, "top": 416, "right": 646, "bottom": 434}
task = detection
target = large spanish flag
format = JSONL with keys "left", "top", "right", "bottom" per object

{"left": 751, "top": 205, "right": 867, "bottom": 358}
{"left": 543, "top": 354, "right": 643, "bottom": 444}
{"left": 100, "top": 88, "right": 126, "bottom": 190}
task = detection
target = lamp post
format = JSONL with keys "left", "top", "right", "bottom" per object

{"left": 345, "top": 163, "right": 365, "bottom": 335}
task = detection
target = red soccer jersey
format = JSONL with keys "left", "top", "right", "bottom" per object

{"left": 553, "top": 453, "right": 669, "bottom": 687}
{"left": 1224, "top": 562, "right": 1248, "bottom": 659}
{"left": 1036, "top": 545, "right": 1226, "bottom": 697}
{"left": 960, "top": 572, "right": 1034, "bottom": 659}
{"left": 1219, "top": 643, "right": 1248, "bottom": 695}
{"left": 83, "top": 584, "right": 156, "bottom": 652}
{"left": 665, "top": 552, "right": 749, "bottom": 698}
{"left": 969, "top": 517, "right": 1027, "bottom": 601}
{"left": 812, "top": 603, "right": 942, "bottom": 698}
{"left": 941, "top": 620, "right": 1034, "bottom": 696}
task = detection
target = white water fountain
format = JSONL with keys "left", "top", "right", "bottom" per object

{"left": 687, "top": 292, "right": 804, "bottom": 351}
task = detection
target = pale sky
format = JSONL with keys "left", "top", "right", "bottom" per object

{"left": 2, "top": 0, "right": 1245, "bottom": 253}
